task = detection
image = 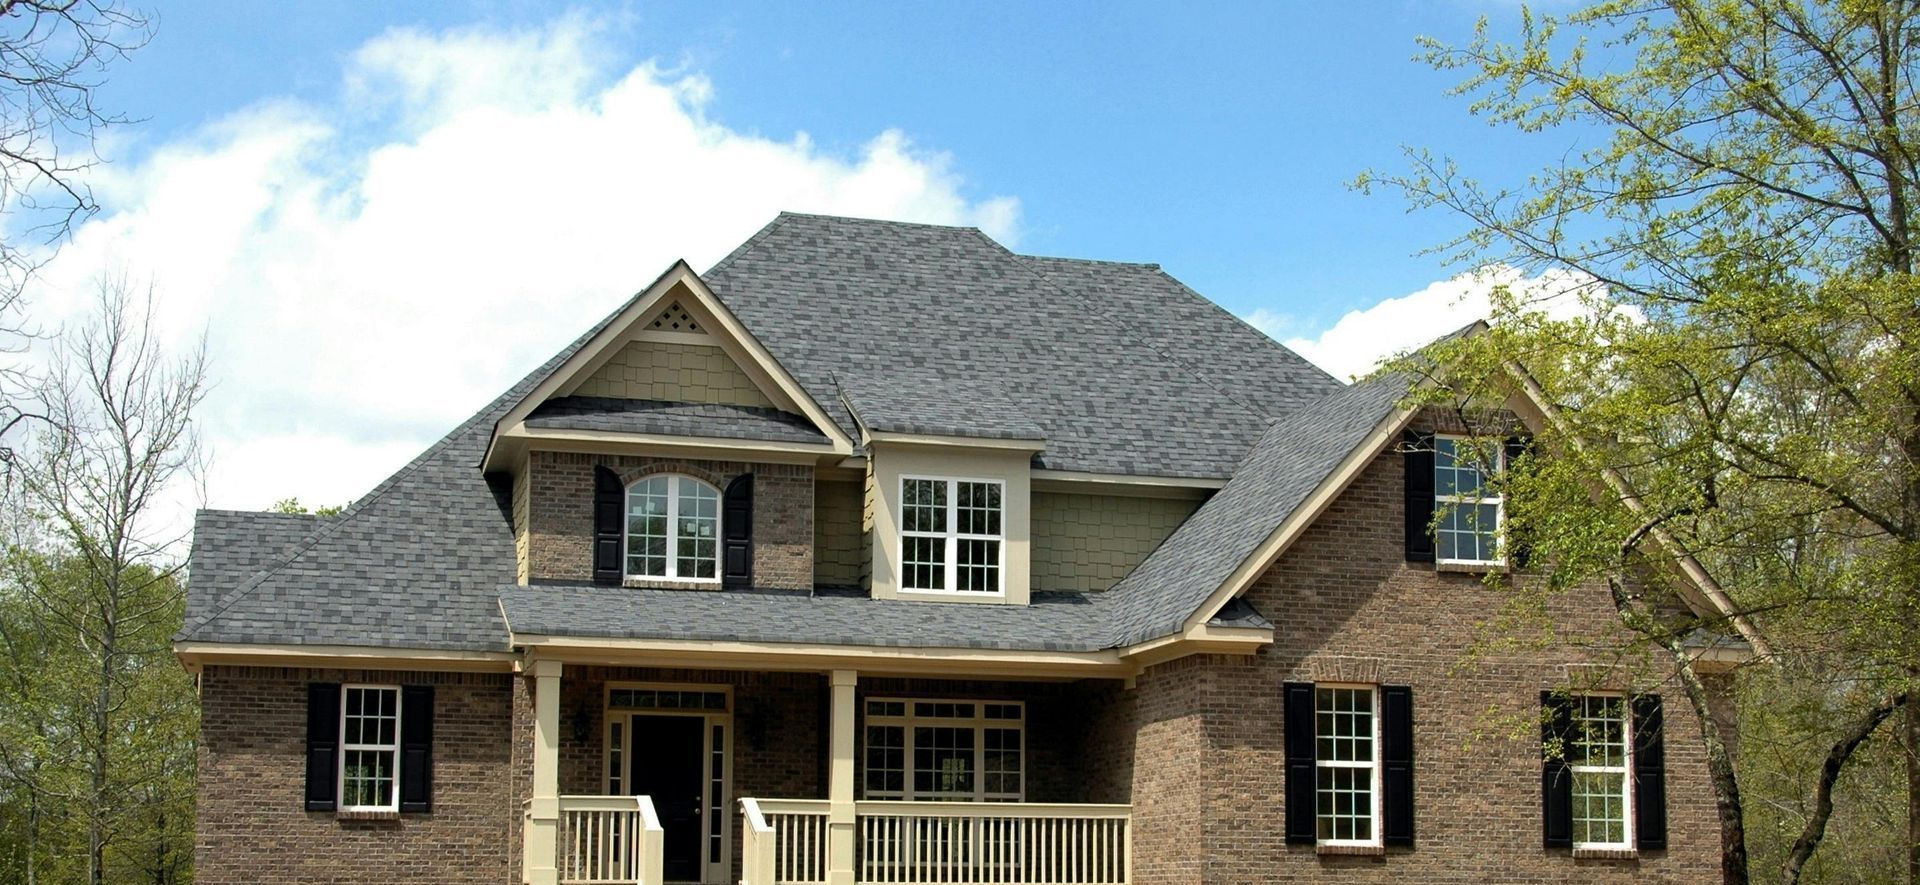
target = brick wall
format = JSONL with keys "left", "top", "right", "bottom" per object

{"left": 813, "top": 479, "right": 864, "bottom": 588}
{"left": 1086, "top": 408, "right": 1729, "bottom": 883}
{"left": 1030, "top": 492, "right": 1197, "bottom": 592}
{"left": 195, "top": 665, "right": 515, "bottom": 885}
{"left": 571, "top": 340, "right": 774, "bottom": 407}
{"left": 524, "top": 451, "right": 813, "bottom": 589}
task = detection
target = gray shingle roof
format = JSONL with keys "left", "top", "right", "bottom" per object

{"left": 184, "top": 510, "right": 330, "bottom": 628}
{"left": 527, "top": 397, "right": 829, "bottom": 445}
{"left": 1103, "top": 371, "right": 1413, "bottom": 647}
{"left": 704, "top": 213, "right": 1343, "bottom": 479}
{"left": 180, "top": 213, "right": 1410, "bottom": 655}
{"left": 500, "top": 585, "right": 1116, "bottom": 651}
{"left": 836, "top": 373, "right": 1045, "bottom": 442}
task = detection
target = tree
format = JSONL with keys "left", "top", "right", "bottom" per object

{"left": 0, "top": 273, "right": 203, "bottom": 884}
{"left": 0, "top": 1, "right": 151, "bottom": 470}
{"left": 1361, "top": 1, "right": 1920, "bottom": 882}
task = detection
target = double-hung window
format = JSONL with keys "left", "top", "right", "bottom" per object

{"left": 900, "top": 477, "right": 1004, "bottom": 594}
{"left": 339, "top": 685, "right": 401, "bottom": 812}
{"left": 625, "top": 475, "right": 720, "bottom": 581}
{"left": 1315, "top": 685, "right": 1381, "bottom": 846}
{"left": 862, "top": 699, "right": 1024, "bottom": 801}
{"left": 1569, "top": 695, "right": 1634, "bottom": 849}
{"left": 1433, "top": 435, "right": 1504, "bottom": 565}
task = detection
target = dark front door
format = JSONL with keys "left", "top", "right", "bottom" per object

{"left": 630, "top": 715, "right": 707, "bottom": 882}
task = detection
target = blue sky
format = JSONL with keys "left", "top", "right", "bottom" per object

{"left": 41, "top": 1, "right": 1597, "bottom": 516}
{"left": 104, "top": 2, "right": 1558, "bottom": 330}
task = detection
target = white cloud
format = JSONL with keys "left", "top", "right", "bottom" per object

{"left": 28, "top": 15, "right": 1020, "bottom": 527}
{"left": 1270, "top": 264, "right": 1602, "bottom": 380}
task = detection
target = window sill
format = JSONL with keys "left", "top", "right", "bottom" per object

{"left": 335, "top": 810, "right": 400, "bottom": 821}
{"left": 1436, "top": 560, "right": 1508, "bottom": 575}
{"left": 623, "top": 577, "right": 723, "bottom": 591}
{"left": 1572, "top": 847, "right": 1638, "bottom": 860}
{"left": 1316, "top": 844, "right": 1385, "bottom": 856}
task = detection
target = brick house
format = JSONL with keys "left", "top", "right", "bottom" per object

{"left": 177, "top": 213, "right": 1745, "bottom": 884}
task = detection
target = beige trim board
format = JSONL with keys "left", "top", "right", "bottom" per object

{"left": 1029, "top": 468, "right": 1227, "bottom": 492}
{"left": 513, "top": 634, "right": 1133, "bottom": 679}
{"left": 1181, "top": 405, "right": 1418, "bottom": 633}
{"left": 1120, "top": 624, "right": 1273, "bottom": 668}
{"left": 174, "top": 641, "right": 519, "bottom": 674}
{"left": 501, "top": 424, "right": 840, "bottom": 462}
{"left": 862, "top": 429, "right": 1047, "bottom": 452}
{"left": 481, "top": 262, "right": 853, "bottom": 472}
{"left": 1498, "top": 362, "right": 1771, "bottom": 658}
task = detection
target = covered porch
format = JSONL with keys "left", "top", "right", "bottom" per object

{"left": 520, "top": 661, "right": 1135, "bottom": 885}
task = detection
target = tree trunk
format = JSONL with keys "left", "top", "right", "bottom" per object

{"left": 1907, "top": 691, "right": 1918, "bottom": 885}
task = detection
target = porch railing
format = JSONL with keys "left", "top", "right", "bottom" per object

{"left": 558, "top": 794, "right": 664, "bottom": 885}
{"left": 740, "top": 799, "right": 1131, "bottom": 885}
{"left": 741, "top": 797, "right": 831, "bottom": 885}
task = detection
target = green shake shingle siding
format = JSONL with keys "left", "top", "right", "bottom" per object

{"left": 1030, "top": 492, "right": 1198, "bottom": 592}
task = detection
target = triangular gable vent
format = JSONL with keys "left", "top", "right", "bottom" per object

{"left": 647, "top": 301, "right": 702, "bottom": 334}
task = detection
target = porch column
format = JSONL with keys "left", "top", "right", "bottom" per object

{"left": 827, "top": 669, "right": 858, "bottom": 885}
{"left": 523, "top": 659, "right": 564, "bottom": 885}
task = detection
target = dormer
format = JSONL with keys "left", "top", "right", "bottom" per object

{"left": 482, "top": 261, "right": 855, "bottom": 474}
{"left": 840, "top": 374, "right": 1044, "bottom": 606}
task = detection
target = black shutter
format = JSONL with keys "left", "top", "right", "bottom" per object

{"left": 1541, "top": 691, "right": 1574, "bottom": 847}
{"left": 305, "top": 683, "right": 340, "bottom": 811}
{"left": 1382, "top": 685, "right": 1415, "bottom": 846}
{"left": 1403, "top": 431, "right": 1436, "bottom": 562}
{"left": 1284, "top": 682, "right": 1317, "bottom": 844}
{"left": 593, "top": 466, "right": 624, "bottom": 585}
{"left": 399, "top": 685, "right": 434, "bottom": 813}
{"left": 1632, "top": 694, "right": 1667, "bottom": 850}
{"left": 723, "top": 474, "right": 754, "bottom": 591}
{"left": 1504, "top": 436, "right": 1534, "bottom": 568}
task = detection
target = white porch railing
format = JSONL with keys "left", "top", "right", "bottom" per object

{"left": 741, "top": 797, "right": 831, "bottom": 885}
{"left": 740, "top": 799, "right": 1130, "bottom": 885}
{"left": 558, "top": 794, "right": 665, "bottom": 885}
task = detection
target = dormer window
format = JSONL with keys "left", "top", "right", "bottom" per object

{"left": 900, "top": 476, "right": 1004, "bottom": 594}
{"left": 626, "top": 475, "right": 720, "bottom": 581}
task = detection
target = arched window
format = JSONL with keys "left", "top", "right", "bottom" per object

{"left": 625, "top": 475, "right": 720, "bottom": 581}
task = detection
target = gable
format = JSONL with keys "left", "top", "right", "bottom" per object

{"left": 569, "top": 340, "right": 774, "bottom": 407}
{"left": 481, "top": 263, "right": 854, "bottom": 472}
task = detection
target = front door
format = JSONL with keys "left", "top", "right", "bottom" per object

{"left": 630, "top": 715, "right": 706, "bottom": 882}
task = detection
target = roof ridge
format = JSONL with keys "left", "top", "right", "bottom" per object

{"left": 771, "top": 210, "right": 983, "bottom": 234}
{"left": 196, "top": 508, "right": 328, "bottom": 519}
{"left": 1017, "top": 252, "right": 1160, "bottom": 270}
{"left": 703, "top": 214, "right": 794, "bottom": 278}
{"left": 1139, "top": 264, "right": 1340, "bottom": 389}
{"left": 996, "top": 245, "right": 1278, "bottom": 428}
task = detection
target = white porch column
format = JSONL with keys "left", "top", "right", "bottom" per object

{"left": 826, "top": 669, "right": 858, "bottom": 885}
{"left": 523, "top": 659, "right": 564, "bottom": 885}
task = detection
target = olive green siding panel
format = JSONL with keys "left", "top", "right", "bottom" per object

{"left": 573, "top": 341, "right": 773, "bottom": 407}
{"left": 1030, "top": 492, "right": 1197, "bottom": 592}
{"left": 814, "top": 480, "right": 865, "bottom": 588}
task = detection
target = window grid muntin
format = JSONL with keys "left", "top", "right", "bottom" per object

{"left": 862, "top": 697, "right": 1024, "bottom": 802}
{"left": 339, "top": 684, "right": 401, "bottom": 812}
{"left": 624, "top": 474, "right": 721, "bottom": 581}
{"left": 899, "top": 477, "right": 1005, "bottom": 594}
{"left": 1433, "top": 436, "right": 1505, "bottom": 565}
{"left": 1314, "top": 685, "right": 1381, "bottom": 846}
{"left": 1570, "top": 695, "right": 1635, "bottom": 849}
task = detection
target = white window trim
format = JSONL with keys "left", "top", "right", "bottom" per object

{"left": 338, "top": 683, "right": 402, "bottom": 813}
{"left": 862, "top": 697, "right": 1025, "bottom": 802}
{"left": 1570, "top": 693, "right": 1636, "bottom": 851}
{"left": 1434, "top": 434, "right": 1506, "bottom": 567}
{"left": 623, "top": 473, "right": 722, "bottom": 583}
{"left": 1315, "top": 683, "right": 1383, "bottom": 848}
{"left": 898, "top": 475, "right": 1007, "bottom": 596}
